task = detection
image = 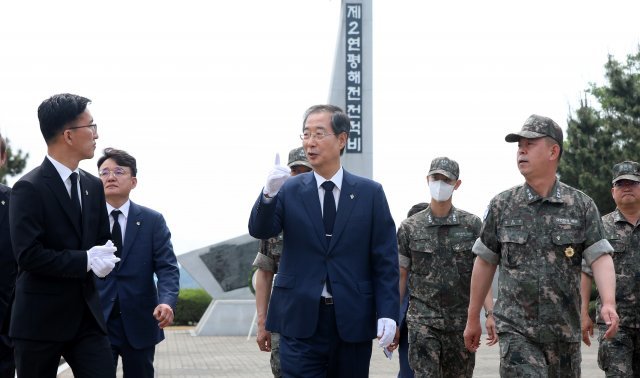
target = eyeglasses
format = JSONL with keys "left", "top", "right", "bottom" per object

{"left": 300, "top": 131, "right": 335, "bottom": 141}
{"left": 99, "top": 167, "right": 129, "bottom": 178}
{"left": 67, "top": 124, "right": 98, "bottom": 134}
{"left": 613, "top": 180, "right": 640, "bottom": 188}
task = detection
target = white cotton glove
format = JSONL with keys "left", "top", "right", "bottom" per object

{"left": 87, "top": 240, "right": 119, "bottom": 275}
{"left": 263, "top": 153, "right": 291, "bottom": 198}
{"left": 90, "top": 255, "right": 120, "bottom": 278}
{"left": 377, "top": 318, "right": 397, "bottom": 348}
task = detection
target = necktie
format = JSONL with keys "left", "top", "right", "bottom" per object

{"left": 111, "top": 210, "right": 123, "bottom": 260}
{"left": 69, "top": 172, "right": 82, "bottom": 225}
{"left": 321, "top": 181, "right": 336, "bottom": 238}
{"left": 321, "top": 181, "right": 336, "bottom": 295}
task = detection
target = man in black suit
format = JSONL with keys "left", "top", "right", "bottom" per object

{"left": 0, "top": 134, "right": 17, "bottom": 378}
{"left": 9, "top": 93, "right": 120, "bottom": 377}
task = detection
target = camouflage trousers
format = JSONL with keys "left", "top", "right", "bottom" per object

{"left": 498, "top": 332, "right": 581, "bottom": 377}
{"left": 270, "top": 332, "right": 282, "bottom": 378}
{"left": 598, "top": 325, "right": 640, "bottom": 377}
{"left": 407, "top": 323, "right": 474, "bottom": 378}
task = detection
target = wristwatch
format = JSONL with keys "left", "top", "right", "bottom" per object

{"left": 485, "top": 310, "right": 493, "bottom": 318}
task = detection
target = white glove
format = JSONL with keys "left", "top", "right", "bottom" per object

{"left": 90, "top": 255, "right": 120, "bottom": 278}
{"left": 377, "top": 318, "right": 397, "bottom": 348}
{"left": 88, "top": 241, "right": 117, "bottom": 258}
{"left": 87, "top": 241, "right": 118, "bottom": 273}
{"left": 263, "top": 153, "right": 290, "bottom": 198}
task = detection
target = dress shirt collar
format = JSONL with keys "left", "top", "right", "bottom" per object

{"left": 314, "top": 167, "right": 344, "bottom": 191}
{"left": 106, "top": 199, "right": 131, "bottom": 219}
{"left": 47, "top": 155, "right": 80, "bottom": 183}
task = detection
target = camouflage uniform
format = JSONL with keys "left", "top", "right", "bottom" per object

{"left": 585, "top": 161, "right": 640, "bottom": 377}
{"left": 253, "top": 234, "right": 283, "bottom": 378}
{"left": 474, "top": 115, "right": 613, "bottom": 377}
{"left": 398, "top": 157, "right": 481, "bottom": 378}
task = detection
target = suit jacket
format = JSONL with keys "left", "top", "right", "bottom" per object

{"left": 248, "top": 170, "right": 399, "bottom": 342}
{"left": 0, "top": 184, "right": 16, "bottom": 334}
{"left": 9, "top": 157, "right": 111, "bottom": 341}
{"left": 94, "top": 201, "right": 179, "bottom": 349}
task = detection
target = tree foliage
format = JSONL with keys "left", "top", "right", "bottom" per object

{"left": 559, "top": 47, "right": 640, "bottom": 215}
{"left": 0, "top": 137, "right": 29, "bottom": 185}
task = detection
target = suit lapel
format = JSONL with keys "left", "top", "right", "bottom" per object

{"left": 300, "top": 174, "right": 327, "bottom": 248}
{"left": 328, "top": 170, "right": 357, "bottom": 252}
{"left": 42, "top": 158, "right": 82, "bottom": 236}
{"left": 121, "top": 201, "right": 142, "bottom": 266}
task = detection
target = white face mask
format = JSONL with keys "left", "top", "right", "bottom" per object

{"left": 429, "top": 180, "right": 455, "bottom": 202}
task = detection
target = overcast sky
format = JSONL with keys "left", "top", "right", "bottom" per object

{"left": 1, "top": 1, "right": 639, "bottom": 255}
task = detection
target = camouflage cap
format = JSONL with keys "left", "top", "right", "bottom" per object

{"left": 427, "top": 157, "right": 459, "bottom": 180}
{"left": 287, "top": 147, "right": 312, "bottom": 169}
{"left": 505, "top": 114, "right": 564, "bottom": 146}
{"left": 612, "top": 160, "right": 640, "bottom": 183}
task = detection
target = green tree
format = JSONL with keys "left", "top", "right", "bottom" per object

{"left": 559, "top": 47, "right": 640, "bottom": 214}
{"left": 0, "top": 137, "right": 29, "bottom": 185}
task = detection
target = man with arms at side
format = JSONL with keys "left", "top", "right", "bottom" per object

{"left": 254, "top": 146, "right": 313, "bottom": 378}
{"left": 249, "top": 105, "right": 399, "bottom": 377}
{"left": 0, "top": 133, "right": 17, "bottom": 378}
{"left": 9, "top": 93, "right": 119, "bottom": 377}
{"left": 581, "top": 161, "right": 640, "bottom": 377}
{"left": 463, "top": 114, "right": 619, "bottom": 377}
{"left": 96, "top": 148, "right": 179, "bottom": 377}
{"left": 396, "top": 157, "right": 496, "bottom": 378}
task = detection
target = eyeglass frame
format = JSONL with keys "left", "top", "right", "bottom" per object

{"left": 98, "top": 167, "right": 130, "bottom": 179}
{"left": 65, "top": 124, "right": 98, "bottom": 134}
{"left": 299, "top": 131, "right": 336, "bottom": 141}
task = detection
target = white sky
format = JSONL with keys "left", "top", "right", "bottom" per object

{"left": 1, "top": 1, "right": 639, "bottom": 255}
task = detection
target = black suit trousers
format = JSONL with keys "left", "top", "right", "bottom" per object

{"left": 13, "top": 305, "right": 115, "bottom": 378}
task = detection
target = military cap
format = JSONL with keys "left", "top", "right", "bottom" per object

{"left": 428, "top": 157, "right": 459, "bottom": 180}
{"left": 612, "top": 160, "right": 640, "bottom": 183}
{"left": 287, "top": 147, "right": 312, "bottom": 169}
{"left": 505, "top": 114, "right": 564, "bottom": 146}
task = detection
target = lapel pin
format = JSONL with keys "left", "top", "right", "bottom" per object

{"left": 85, "top": 190, "right": 89, "bottom": 195}
{"left": 1, "top": 201, "right": 4, "bottom": 206}
{"left": 350, "top": 194, "right": 355, "bottom": 200}
{"left": 136, "top": 221, "right": 141, "bottom": 226}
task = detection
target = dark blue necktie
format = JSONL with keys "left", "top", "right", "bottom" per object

{"left": 69, "top": 172, "right": 82, "bottom": 225}
{"left": 321, "top": 181, "right": 336, "bottom": 295}
{"left": 321, "top": 181, "right": 336, "bottom": 239}
{"left": 111, "top": 210, "right": 123, "bottom": 260}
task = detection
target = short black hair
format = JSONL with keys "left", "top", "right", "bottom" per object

{"left": 97, "top": 148, "right": 137, "bottom": 177}
{"left": 302, "top": 104, "right": 351, "bottom": 156}
{"left": 0, "top": 132, "right": 6, "bottom": 159}
{"left": 38, "top": 93, "right": 91, "bottom": 144}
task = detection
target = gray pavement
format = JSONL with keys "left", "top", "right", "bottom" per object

{"left": 58, "top": 328, "right": 605, "bottom": 377}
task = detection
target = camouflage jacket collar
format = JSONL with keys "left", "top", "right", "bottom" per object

{"left": 521, "top": 179, "right": 564, "bottom": 205}
{"left": 424, "top": 205, "right": 461, "bottom": 226}
{"left": 612, "top": 208, "right": 640, "bottom": 226}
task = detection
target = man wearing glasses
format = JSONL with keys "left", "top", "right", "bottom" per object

{"left": 581, "top": 161, "right": 640, "bottom": 376}
{"left": 249, "top": 104, "right": 399, "bottom": 377}
{"left": 9, "top": 93, "right": 119, "bottom": 377}
{"left": 95, "top": 148, "right": 179, "bottom": 378}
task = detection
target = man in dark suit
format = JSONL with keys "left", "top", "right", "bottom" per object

{"left": 249, "top": 104, "right": 399, "bottom": 377}
{"left": 95, "top": 148, "right": 179, "bottom": 377}
{"left": 0, "top": 134, "right": 17, "bottom": 378}
{"left": 9, "top": 93, "right": 119, "bottom": 377}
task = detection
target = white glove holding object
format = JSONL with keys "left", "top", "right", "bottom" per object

{"left": 90, "top": 255, "right": 120, "bottom": 278}
{"left": 377, "top": 318, "right": 397, "bottom": 348}
{"left": 263, "top": 153, "right": 290, "bottom": 198}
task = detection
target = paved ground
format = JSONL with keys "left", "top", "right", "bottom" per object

{"left": 58, "top": 328, "right": 604, "bottom": 377}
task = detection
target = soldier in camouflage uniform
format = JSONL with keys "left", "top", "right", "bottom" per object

{"left": 396, "top": 157, "right": 496, "bottom": 377}
{"left": 581, "top": 161, "right": 640, "bottom": 377}
{"left": 463, "top": 114, "right": 620, "bottom": 377}
{"left": 252, "top": 147, "right": 312, "bottom": 378}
